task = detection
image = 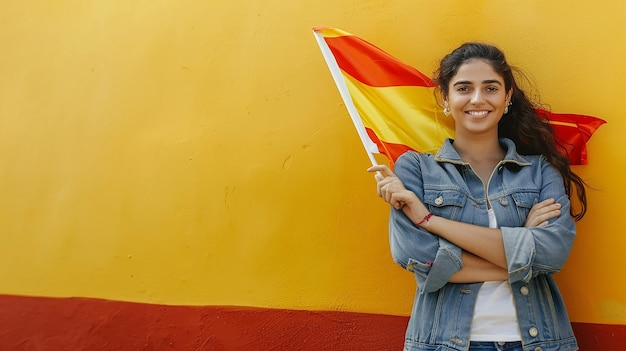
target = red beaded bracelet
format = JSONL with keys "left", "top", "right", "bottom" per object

{"left": 417, "top": 213, "right": 433, "bottom": 226}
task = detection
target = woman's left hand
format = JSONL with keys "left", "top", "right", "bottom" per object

{"left": 524, "top": 198, "right": 561, "bottom": 227}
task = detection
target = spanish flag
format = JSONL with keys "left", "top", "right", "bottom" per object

{"left": 312, "top": 27, "right": 605, "bottom": 167}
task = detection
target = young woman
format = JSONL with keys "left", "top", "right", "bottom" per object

{"left": 368, "top": 43, "right": 586, "bottom": 351}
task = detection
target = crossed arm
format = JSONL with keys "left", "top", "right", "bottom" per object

{"left": 368, "top": 164, "right": 562, "bottom": 283}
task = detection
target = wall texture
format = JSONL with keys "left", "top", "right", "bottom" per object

{"left": 0, "top": 0, "right": 624, "bottom": 350}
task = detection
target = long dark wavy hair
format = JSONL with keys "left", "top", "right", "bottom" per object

{"left": 433, "top": 42, "right": 587, "bottom": 220}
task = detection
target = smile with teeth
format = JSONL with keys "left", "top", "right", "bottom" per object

{"left": 466, "top": 110, "right": 490, "bottom": 117}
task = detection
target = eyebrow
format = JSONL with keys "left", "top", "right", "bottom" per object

{"left": 453, "top": 79, "right": 503, "bottom": 86}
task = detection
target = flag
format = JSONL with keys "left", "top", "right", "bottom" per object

{"left": 313, "top": 27, "right": 453, "bottom": 168}
{"left": 312, "top": 27, "right": 605, "bottom": 167}
{"left": 536, "top": 110, "right": 606, "bottom": 166}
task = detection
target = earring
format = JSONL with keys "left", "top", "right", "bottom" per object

{"left": 504, "top": 100, "right": 512, "bottom": 114}
{"left": 443, "top": 103, "right": 450, "bottom": 116}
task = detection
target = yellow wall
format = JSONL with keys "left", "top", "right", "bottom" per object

{"left": 1, "top": 0, "right": 624, "bottom": 324}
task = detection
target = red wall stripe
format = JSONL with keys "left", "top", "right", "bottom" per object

{"left": 0, "top": 295, "right": 406, "bottom": 351}
{"left": 1, "top": 294, "right": 623, "bottom": 350}
{"left": 572, "top": 322, "right": 626, "bottom": 350}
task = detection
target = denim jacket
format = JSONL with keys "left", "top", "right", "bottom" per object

{"left": 390, "top": 138, "right": 578, "bottom": 351}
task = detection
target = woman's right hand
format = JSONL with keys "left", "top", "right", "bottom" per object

{"left": 524, "top": 198, "right": 561, "bottom": 227}
{"left": 367, "top": 165, "right": 422, "bottom": 211}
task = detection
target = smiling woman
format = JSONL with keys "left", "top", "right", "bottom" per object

{"left": 368, "top": 42, "right": 588, "bottom": 351}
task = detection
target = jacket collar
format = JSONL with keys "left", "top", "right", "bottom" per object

{"left": 434, "top": 138, "right": 532, "bottom": 167}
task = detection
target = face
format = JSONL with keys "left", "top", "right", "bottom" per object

{"left": 443, "top": 59, "right": 512, "bottom": 137}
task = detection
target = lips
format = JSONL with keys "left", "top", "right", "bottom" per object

{"left": 466, "top": 110, "right": 490, "bottom": 117}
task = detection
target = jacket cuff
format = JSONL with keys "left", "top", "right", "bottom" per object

{"left": 502, "top": 227, "right": 535, "bottom": 283}
{"left": 419, "top": 238, "right": 462, "bottom": 294}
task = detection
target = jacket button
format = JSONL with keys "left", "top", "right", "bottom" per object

{"left": 407, "top": 262, "right": 415, "bottom": 272}
{"left": 534, "top": 348, "right": 542, "bottom": 351}
{"left": 449, "top": 337, "right": 463, "bottom": 344}
{"left": 529, "top": 327, "right": 538, "bottom": 337}
{"left": 435, "top": 196, "right": 444, "bottom": 205}
{"left": 520, "top": 286, "right": 529, "bottom": 295}
{"left": 499, "top": 197, "right": 509, "bottom": 206}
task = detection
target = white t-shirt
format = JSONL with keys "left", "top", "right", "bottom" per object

{"left": 469, "top": 208, "right": 521, "bottom": 341}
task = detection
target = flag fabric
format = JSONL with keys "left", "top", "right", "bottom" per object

{"left": 312, "top": 27, "right": 605, "bottom": 167}
{"left": 313, "top": 27, "right": 453, "bottom": 168}
{"left": 536, "top": 110, "right": 606, "bottom": 166}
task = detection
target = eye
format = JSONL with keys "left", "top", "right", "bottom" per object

{"left": 456, "top": 86, "right": 471, "bottom": 93}
{"left": 485, "top": 86, "right": 499, "bottom": 93}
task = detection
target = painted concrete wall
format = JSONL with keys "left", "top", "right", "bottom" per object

{"left": 0, "top": 0, "right": 624, "bottom": 349}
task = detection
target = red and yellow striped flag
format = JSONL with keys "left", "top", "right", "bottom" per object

{"left": 313, "top": 27, "right": 453, "bottom": 168}
{"left": 312, "top": 27, "right": 605, "bottom": 166}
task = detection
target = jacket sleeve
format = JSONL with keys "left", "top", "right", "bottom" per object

{"left": 389, "top": 152, "right": 463, "bottom": 293}
{"left": 501, "top": 156, "right": 577, "bottom": 283}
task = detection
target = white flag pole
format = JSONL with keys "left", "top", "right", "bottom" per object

{"left": 313, "top": 30, "right": 379, "bottom": 167}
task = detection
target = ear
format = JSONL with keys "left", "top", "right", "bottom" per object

{"left": 506, "top": 89, "right": 513, "bottom": 102}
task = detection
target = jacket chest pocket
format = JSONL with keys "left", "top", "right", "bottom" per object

{"left": 423, "top": 190, "right": 466, "bottom": 221}
{"left": 511, "top": 191, "right": 540, "bottom": 224}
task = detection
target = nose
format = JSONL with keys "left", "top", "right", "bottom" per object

{"left": 470, "top": 90, "right": 485, "bottom": 104}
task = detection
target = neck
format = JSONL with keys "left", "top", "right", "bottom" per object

{"left": 452, "top": 133, "right": 504, "bottom": 164}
